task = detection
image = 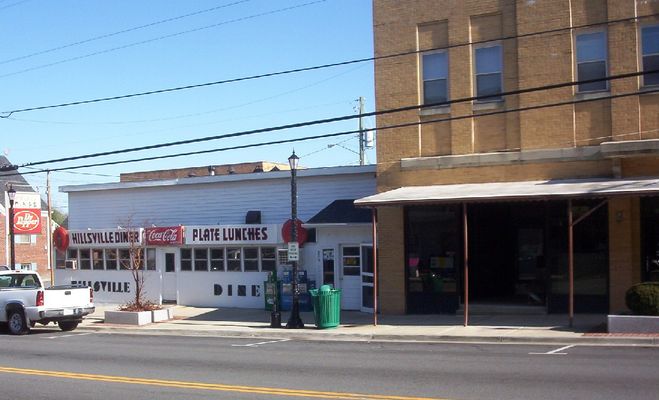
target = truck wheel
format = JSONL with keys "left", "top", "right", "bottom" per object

{"left": 7, "top": 311, "right": 29, "bottom": 335}
{"left": 58, "top": 321, "right": 79, "bottom": 332}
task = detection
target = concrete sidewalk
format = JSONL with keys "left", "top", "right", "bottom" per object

{"left": 76, "top": 304, "right": 659, "bottom": 345}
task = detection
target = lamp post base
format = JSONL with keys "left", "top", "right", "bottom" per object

{"left": 286, "top": 304, "right": 304, "bottom": 329}
{"left": 270, "top": 311, "right": 281, "bottom": 328}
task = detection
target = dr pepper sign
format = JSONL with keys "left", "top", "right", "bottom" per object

{"left": 12, "top": 192, "right": 42, "bottom": 235}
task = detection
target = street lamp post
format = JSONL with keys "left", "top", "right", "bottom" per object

{"left": 7, "top": 185, "right": 16, "bottom": 270}
{"left": 286, "top": 151, "right": 304, "bottom": 329}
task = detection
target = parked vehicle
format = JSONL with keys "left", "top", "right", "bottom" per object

{"left": 0, "top": 270, "right": 94, "bottom": 335}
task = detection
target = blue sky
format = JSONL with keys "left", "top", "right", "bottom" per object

{"left": 0, "top": 0, "right": 375, "bottom": 211}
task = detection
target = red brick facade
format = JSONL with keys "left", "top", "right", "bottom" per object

{"left": 1, "top": 209, "right": 51, "bottom": 281}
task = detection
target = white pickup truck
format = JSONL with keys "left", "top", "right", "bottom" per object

{"left": 0, "top": 270, "right": 95, "bottom": 335}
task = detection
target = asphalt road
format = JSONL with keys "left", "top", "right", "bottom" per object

{"left": 0, "top": 328, "right": 657, "bottom": 400}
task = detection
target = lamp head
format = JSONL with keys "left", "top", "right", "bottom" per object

{"left": 7, "top": 184, "right": 16, "bottom": 203}
{"left": 288, "top": 151, "right": 299, "bottom": 171}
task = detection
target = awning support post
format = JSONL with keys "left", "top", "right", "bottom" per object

{"left": 568, "top": 199, "right": 574, "bottom": 328}
{"left": 463, "top": 203, "right": 469, "bottom": 327}
{"left": 372, "top": 208, "right": 378, "bottom": 326}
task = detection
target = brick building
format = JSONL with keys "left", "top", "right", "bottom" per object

{"left": 357, "top": 1, "right": 659, "bottom": 317}
{"left": 1, "top": 156, "right": 52, "bottom": 281}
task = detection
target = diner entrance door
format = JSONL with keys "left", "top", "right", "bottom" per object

{"left": 161, "top": 249, "right": 178, "bottom": 303}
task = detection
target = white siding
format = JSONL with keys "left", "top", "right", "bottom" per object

{"left": 67, "top": 170, "right": 375, "bottom": 229}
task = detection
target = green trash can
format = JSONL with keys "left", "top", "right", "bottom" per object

{"left": 309, "top": 285, "right": 341, "bottom": 329}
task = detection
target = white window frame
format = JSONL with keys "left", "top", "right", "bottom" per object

{"left": 640, "top": 23, "right": 659, "bottom": 87}
{"left": 341, "top": 245, "right": 362, "bottom": 277}
{"left": 574, "top": 29, "right": 608, "bottom": 93}
{"left": 14, "top": 234, "right": 31, "bottom": 244}
{"left": 473, "top": 42, "right": 503, "bottom": 101}
{"left": 420, "top": 50, "right": 449, "bottom": 106}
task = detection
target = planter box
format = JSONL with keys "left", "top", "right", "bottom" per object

{"left": 105, "top": 310, "right": 152, "bottom": 326}
{"left": 608, "top": 314, "right": 659, "bottom": 334}
{"left": 151, "top": 308, "right": 174, "bottom": 323}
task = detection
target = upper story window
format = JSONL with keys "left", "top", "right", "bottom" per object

{"left": 474, "top": 43, "right": 503, "bottom": 100}
{"left": 641, "top": 24, "right": 659, "bottom": 86}
{"left": 422, "top": 51, "right": 448, "bottom": 105}
{"left": 576, "top": 30, "right": 608, "bottom": 92}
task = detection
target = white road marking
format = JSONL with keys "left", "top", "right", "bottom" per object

{"left": 44, "top": 333, "right": 94, "bottom": 340}
{"left": 529, "top": 344, "right": 575, "bottom": 355}
{"left": 232, "top": 339, "right": 290, "bottom": 347}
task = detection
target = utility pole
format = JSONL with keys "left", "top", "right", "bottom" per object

{"left": 47, "top": 171, "right": 54, "bottom": 285}
{"left": 358, "top": 96, "right": 365, "bottom": 166}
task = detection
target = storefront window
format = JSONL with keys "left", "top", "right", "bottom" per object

{"left": 210, "top": 248, "right": 224, "bottom": 271}
{"left": 79, "top": 249, "right": 91, "bottom": 270}
{"left": 342, "top": 246, "right": 360, "bottom": 276}
{"left": 146, "top": 248, "right": 156, "bottom": 271}
{"left": 261, "top": 247, "right": 276, "bottom": 272}
{"left": 119, "top": 249, "right": 130, "bottom": 270}
{"left": 244, "top": 248, "right": 259, "bottom": 272}
{"left": 67, "top": 249, "right": 78, "bottom": 265}
{"left": 105, "top": 249, "right": 118, "bottom": 270}
{"left": 194, "top": 248, "right": 209, "bottom": 271}
{"left": 181, "top": 249, "right": 192, "bottom": 271}
{"left": 92, "top": 249, "right": 104, "bottom": 270}
{"left": 227, "top": 248, "right": 242, "bottom": 271}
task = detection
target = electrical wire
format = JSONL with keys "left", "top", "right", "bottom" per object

{"left": 1, "top": 12, "right": 655, "bottom": 116}
{"left": 0, "top": 0, "right": 30, "bottom": 12}
{"left": 0, "top": 0, "right": 252, "bottom": 66}
{"left": 16, "top": 68, "right": 656, "bottom": 169}
{"left": 0, "top": 0, "right": 327, "bottom": 80}
{"left": 6, "top": 86, "right": 657, "bottom": 178}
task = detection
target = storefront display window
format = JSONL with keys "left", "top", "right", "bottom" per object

{"left": 119, "top": 249, "right": 130, "bottom": 270}
{"left": 181, "top": 249, "right": 192, "bottom": 271}
{"left": 106, "top": 249, "right": 118, "bottom": 270}
{"left": 405, "top": 206, "right": 460, "bottom": 314}
{"left": 194, "top": 248, "right": 208, "bottom": 271}
{"left": 92, "top": 249, "right": 104, "bottom": 270}
{"left": 210, "top": 249, "right": 224, "bottom": 271}
{"left": 244, "top": 248, "right": 259, "bottom": 271}
{"left": 146, "top": 248, "right": 156, "bottom": 271}
{"left": 261, "top": 247, "right": 276, "bottom": 272}
{"left": 79, "top": 249, "right": 91, "bottom": 270}
{"left": 227, "top": 248, "right": 242, "bottom": 271}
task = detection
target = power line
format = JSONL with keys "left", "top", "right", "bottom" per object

{"left": 1, "top": 12, "right": 655, "bottom": 117}
{"left": 17, "top": 68, "right": 656, "bottom": 169}
{"left": 0, "top": 0, "right": 327, "bottom": 80}
{"left": 10, "top": 86, "right": 659, "bottom": 178}
{"left": 0, "top": 0, "right": 30, "bottom": 12}
{"left": 0, "top": 0, "right": 252, "bottom": 66}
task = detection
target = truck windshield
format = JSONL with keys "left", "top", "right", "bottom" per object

{"left": 0, "top": 274, "right": 41, "bottom": 289}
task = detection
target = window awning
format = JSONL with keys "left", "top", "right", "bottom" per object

{"left": 355, "top": 177, "right": 659, "bottom": 207}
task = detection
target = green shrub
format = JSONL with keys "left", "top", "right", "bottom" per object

{"left": 625, "top": 282, "right": 659, "bottom": 316}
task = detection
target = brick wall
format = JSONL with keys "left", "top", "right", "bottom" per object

{"left": 373, "top": 0, "right": 659, "bottom": 314}
{"left": 1, "top": 211, "right": 51, "bottom": 279}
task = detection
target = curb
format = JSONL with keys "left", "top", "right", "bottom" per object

{"left": 76, "top": 324, "right": 659, "bottom": 346}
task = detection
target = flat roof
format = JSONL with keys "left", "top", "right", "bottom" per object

{"left": 355, "top": 177, "right": 659, "bottom": 206}
{"left": 61, "top": 164, "right": 376, "bottom": 193}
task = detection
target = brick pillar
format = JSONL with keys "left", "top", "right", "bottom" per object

{"left": 608, "top": 197, "right": 642, "bottom": 313}
{"left": 377, "top": 206, "right": 406, "bottom": 314}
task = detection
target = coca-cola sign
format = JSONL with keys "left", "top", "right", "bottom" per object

{"left": 13, "top": 209, "right": 41, "bottom": 234}
{"left": 145, "top": 226, "right": 184, "bottom": 246}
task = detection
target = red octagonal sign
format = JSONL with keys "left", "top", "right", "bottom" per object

{"left": 281, "top": 218, "right": 308, "bottom": 246}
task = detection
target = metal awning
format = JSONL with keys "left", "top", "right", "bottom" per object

{"left": 357, "top": 177, "right": 659, "bottom": 328}
{"left": 355, "top": 177, "right": 659, "bottom": 206}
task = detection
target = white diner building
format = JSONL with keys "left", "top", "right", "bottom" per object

{"left": 56, "top": 164, "right": 376, "bottom": 311}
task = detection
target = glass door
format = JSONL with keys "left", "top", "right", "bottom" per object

{"left": 360, "top": 245, "right": 374, "bottom": 312}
